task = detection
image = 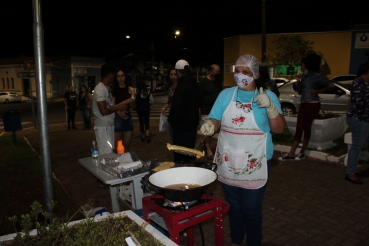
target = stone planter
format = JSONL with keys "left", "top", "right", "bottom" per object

{"left": 0, "top": 210, "right": 178, "bottom": 246}
{"left": 285, "top": 115, "right": 348, "bottom": 150}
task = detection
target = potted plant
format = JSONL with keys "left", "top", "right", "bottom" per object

{"left": 0, "top": 201, "right": 176, "bottom": 246}
{"left": 284, "top": 111, "right": 348, "bottom": 150}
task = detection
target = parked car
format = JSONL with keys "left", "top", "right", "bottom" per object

{"left": 0, "top": 91, "right": 22, "bottom": 103}
{"left": 278, "top": 81, "right": 351, "bottom": 115}
{"left": 272, "top": 78, "right": 291, "bottom": 87}
{"left": 154, "top": 83, "right": 167, "bottom": 92}
{"left": 330, "top": 74, "right": 356, "bottom": 84}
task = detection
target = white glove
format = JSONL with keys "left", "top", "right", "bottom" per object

{"left": 200, "top": 120, "right": 214, "bottom": 136}
{"left": 254, "top": 87, "right": 279, "bottom": 119}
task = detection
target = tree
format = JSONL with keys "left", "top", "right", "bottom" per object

{"left": 271, "top": 35, "right": 315, "bottom": 66}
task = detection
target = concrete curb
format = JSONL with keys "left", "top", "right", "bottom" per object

{"left": 197, "top": 131, "right": 346, "bottom": 165}
{"left": 274, "top": 144, "right": 346, "bottom": 164}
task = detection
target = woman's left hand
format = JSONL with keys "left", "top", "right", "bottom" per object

{"left": 254, "top": 88, "right": 279, "bottom": 119}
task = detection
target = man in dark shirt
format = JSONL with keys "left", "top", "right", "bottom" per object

{"left": 64, "top": 85, "right": 78, "bottom": 130}
{"left": 198, "top": 64, "right": 222, "bottom": 159}
{"left": 168, "top": 59, "right": 200, "bottom": 163}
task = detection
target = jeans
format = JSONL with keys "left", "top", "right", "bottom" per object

{"left": 114, "top": 112, "right": 134, "bottom": 132}
{"left": 222, "top": 160, "right": 271, "bottom": 246}
{"left": 79, "top": 105, "right": 91, "bottom": 129}
{"left": 346, "top": 117, "right": 369, "bottom": 174}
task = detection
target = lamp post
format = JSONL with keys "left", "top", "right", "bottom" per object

{"left": 126, "top": 30, "right": 180, "bottom": 92}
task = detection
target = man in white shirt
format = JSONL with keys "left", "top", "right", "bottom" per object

{"left": 92, "top": 64, "right": 134, "bottom": 154}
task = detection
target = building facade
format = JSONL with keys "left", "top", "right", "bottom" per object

{"left": 223, "top": 27, "right": 369, "bottom": 87}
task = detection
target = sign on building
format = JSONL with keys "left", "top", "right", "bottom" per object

{"left": 355, "top": 33, "right": 369, "bottom": 49}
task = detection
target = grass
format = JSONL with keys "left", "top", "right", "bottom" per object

{"left": 272, "top": 127, "right": 348, "bottom": 157}
{"left": 0, "top": 134, "right": 42, "bottom": 207}
{"left": 0, "top": 133, "right": 82, "bottom": 236}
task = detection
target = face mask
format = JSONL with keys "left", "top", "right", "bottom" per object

{"left": 234, "top": 73, "right": 254, "bottom": 89}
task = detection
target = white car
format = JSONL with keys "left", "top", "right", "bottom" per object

{"left": 0, "top": 92, "right": 22, "bottom": 103}
{"left": 272, "top": 78, "right": 291, "bottom": 87}
{"left": 278, "top": 81, "right": 351, "bottom": 115}
{"left": 330, "top": 74, "right": 356, "bottom": 84}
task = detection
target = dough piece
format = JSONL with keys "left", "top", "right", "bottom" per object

{"left": 166, "top": 143, "right": 205, "bottom": 157}
{"left": 152, "top": 161, "right": 175, "bottom": 172}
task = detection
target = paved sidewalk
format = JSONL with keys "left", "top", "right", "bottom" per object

{"left": 21, "top": 118, "right": 369, "bottom": 245}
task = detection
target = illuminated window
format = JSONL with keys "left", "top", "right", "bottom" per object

{"left": 224, "top": 64, "right": 235, "bottom": 74}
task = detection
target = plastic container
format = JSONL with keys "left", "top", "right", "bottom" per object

{"left": 117, "top": 140, "right": 125, "bottom": 155}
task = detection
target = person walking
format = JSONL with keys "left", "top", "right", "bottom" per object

{"left": 198, "top": 64, "right": 222, "bottom": 159}
{"left": 64, "top": 85, "right": 78, "bottom": 130}
{"left": 168, "top": 59, "right": 200, "bottom": 164}
{"left": 200, "top": 54, "right": 285, "bottom": 246}
{"left": 135, "top": 80, "right": 154, "bottom": 143}
{"left": 78, "top": 85, "right": 93, "bottom": 130}
{"left": 345, "top": 63, "right": 369, "bottom": 184}
{"left": 279, "top": 53, "right": 334, "bottom": 161}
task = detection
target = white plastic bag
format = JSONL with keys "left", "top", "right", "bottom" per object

{"left": 159, "top": 114, "right": 168, "bottom": 132}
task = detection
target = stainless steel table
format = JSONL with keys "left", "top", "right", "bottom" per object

{"left": 78, "top": 156, "right": 148, "bottom": 213}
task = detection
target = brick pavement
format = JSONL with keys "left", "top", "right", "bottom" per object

{"left": 21, "top": 118, "right": 369, "bottom": 246}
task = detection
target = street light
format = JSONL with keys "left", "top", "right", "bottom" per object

{"left": 125, "top": 30, "right": 180, "bottom": 91}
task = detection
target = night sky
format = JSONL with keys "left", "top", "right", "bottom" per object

{"left": 1, "top": 0, "right": 368, "bottom": 66}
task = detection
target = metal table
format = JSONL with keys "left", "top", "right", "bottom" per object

{"left": 78, "top": 156, "right": 148, "bottom": 213}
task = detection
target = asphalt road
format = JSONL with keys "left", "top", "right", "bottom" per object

{"left": 0, "top": 94, "right": 168, "bottom": 130}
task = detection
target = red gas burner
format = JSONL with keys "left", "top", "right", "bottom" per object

{"left": 142, "top": 194, "right": 229, "bottom": 246}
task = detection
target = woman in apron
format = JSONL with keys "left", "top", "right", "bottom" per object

{"left": 200, "top": 54, "right": 285, "bottom": 246}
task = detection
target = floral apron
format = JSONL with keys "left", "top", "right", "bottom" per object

{"left": 214, "top": 88, "right": 268, "bottom": 189}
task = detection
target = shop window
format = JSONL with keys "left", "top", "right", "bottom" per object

{"left": 224, "top": 64, "right": 235, "bottom": 74}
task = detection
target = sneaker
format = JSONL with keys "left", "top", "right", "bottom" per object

{"left": 146, "top": 136, "right": 151, "bottom": 143}
{"left": 296, "top": 153, "right": 306, "bottom": 160}
{"left": 278, "top": 155, "right": 296, "bottom": 161}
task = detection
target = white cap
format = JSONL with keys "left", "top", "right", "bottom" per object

{"left": 175, "top": 59, "right": 189, "bottom": 69}
{"left": 235, "top": 54, "right": 260, "bottom": 79}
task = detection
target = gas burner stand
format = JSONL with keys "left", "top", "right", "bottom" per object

{"left": 142, "top": 194, "right": 229, "bottom": 246}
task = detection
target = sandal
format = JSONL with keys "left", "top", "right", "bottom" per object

{"left": 278, "top": 155, "right": 296, "bottom": 161}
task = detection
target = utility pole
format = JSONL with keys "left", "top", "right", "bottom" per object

{"left": 262, "top": 0, "right": 266, "bottom": 64}
{"left": 32, "top": 0, "right": 54, "bottom": 218}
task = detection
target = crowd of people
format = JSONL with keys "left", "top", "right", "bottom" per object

{"left": 62, "top": 53, "right": 368, "bottom": 246}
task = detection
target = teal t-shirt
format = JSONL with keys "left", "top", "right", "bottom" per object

{"left": 208, "top": 86, "right": 282, "bottom": 160}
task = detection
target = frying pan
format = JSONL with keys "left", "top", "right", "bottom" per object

{"left": 144, "top": 164, "right": 217, "bottom": 202}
